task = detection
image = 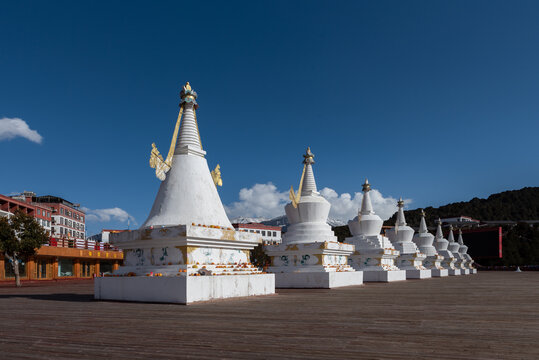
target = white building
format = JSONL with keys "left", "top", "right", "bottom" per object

{"left": 440, "top": 216, "right": 480, "bottom": 225}
{"left": 231, "top": 223, "right": 282, "bottom": 244}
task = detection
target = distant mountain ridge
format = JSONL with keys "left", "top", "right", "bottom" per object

{"left": 230, "top": 214, "right": 346, "bottom": 231}
{"left": 384, "top": 187, "right": 539, "bottom": 227}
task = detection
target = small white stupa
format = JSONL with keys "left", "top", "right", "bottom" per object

{"left": 412, "top": 210, "right": 447, "bottom": 277}
{"left": 386, "top": 198, "right": 431, "bottom": 279}
{"left": 447, "top": 225, "right": 469, "bottom": 275}
{"left": 94, "top": 82, "right": 275, "bottom": 304}
{"left": 265, "top": 148, "right": 362, "bottom": 288}
{"left": 346, "top": 180, "right": 406, "bottom": 282}
{"left": 433, "top": 219, "right": 460, "bottom": 275}
{"left": 457, "top": 228, "right": 475, "bottom": 274}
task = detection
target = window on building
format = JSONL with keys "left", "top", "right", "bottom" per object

{"left": 37, "top": 209, "right": 41, "bottom": 216}
{"left": 273, "top": 231, "right": 277, "bottom": 237}
{"left": 262, "top": 231, "right": 266, "bottom": 236}
{"left": 256, "top": 230, "right": 260, "bottom": 233}
{"left": 100, "top": 261, "right": 113, "bottom": 275}
{"left": 58, "top": 259, "right": 74, "bottom": 277}
{"left": 81, "top": 216, "right": 84, "bottom": 222}
{"left": 81, "top": 262, "right": 92, "bottom": 277}
{"left": 36, "top": 260, "right": 48, "bottom": 279}
{"left": 4, "top": 257, "right": 26, "bottom": 278}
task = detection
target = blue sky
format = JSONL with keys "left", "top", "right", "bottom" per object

{"left": 1, "top": 1, "right": 538, "bottom": 235}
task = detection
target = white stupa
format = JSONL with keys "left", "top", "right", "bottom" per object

{"left": 456, "top": 228, "right": 474, "bottom": 275}
{"left": 412, "top": 210, "right": 447, "bottom": 277}
{"left": 457, "top": 229, "right": 477, "bottom": 274}
{"left": 346, "top": 180, "right": 406, "bottom": 282}
{"left": 433, "top": 219, "right": 460, "bottom": 275}
{"left": 386, "top": 198, "right": 431, "bottom": 279}
{"left": 447, "top": 225, "right": 469, "bottom": 275}
{"left": 265, "top": 148, "right": 362, "bottom": 288}
{"left": 94, "top": 82, "right": 275, "bottom": 304}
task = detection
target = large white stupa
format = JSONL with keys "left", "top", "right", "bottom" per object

{"left": 265, "top": 148, "right": 363, "bottom": 288}
{"left": 386, "top": 199, "right": 431, "bottom": 279}
{"left": 457, "top": 229, "right": 477, "bottom": 274}
{"left": 94, "top": 83, "right": 275, "bottom": 304}
{"left": 412, "top": 210, "right": 447, "bottom": 277}
{"left": 447, "top": 225, "right": 469, "bottom": 275}
{"left": 346, "top": 180, "right": 406, "bottom": 282}
{"left": 433, "top": 219, "right": 460, "bottom": 275}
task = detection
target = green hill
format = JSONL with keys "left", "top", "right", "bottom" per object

{"left": 383, "top": 187, "right": 539, "bottom": 227}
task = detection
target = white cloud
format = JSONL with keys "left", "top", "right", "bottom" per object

{"left": 225, "top": 183, "right": 288, "bottom": 219}
{"left": 320, "top": 187, "right": 410, "bottom": 221}
{"left": 0, "top": 118, "right": 43, "bottom": 144}
{"left": 226, "top": 182, "right": 412, "bottom": 222}
{"left": 81, "top": 207, "right": 137, "bottom": 225}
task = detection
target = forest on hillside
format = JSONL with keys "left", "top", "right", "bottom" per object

{"left": 383, "top": 187, "right": 539, "bottom": 227}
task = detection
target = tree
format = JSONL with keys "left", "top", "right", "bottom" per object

{"left": 250, "top": 244, "right": 270, "bottom": 269}
{"left": 0, "top": 211, "right": 50, "bottom": 287}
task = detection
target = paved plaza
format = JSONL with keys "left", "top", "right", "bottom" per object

{"left": 0, "top": 272, "right": 537, "bottom": 359}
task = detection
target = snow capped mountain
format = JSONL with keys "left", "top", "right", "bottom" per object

{"left": 231, "top": 215, "right": 346, "bottom": 230}
{"left": 229, "top": 216, "right": 269, "bottom": 224}
{"left": 326, "top": 217, "right": 346, "bottom": 227}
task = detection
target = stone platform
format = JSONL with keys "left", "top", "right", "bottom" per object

{"left": 431, "top": 269, "right": 449, "bottom": 277}
{"left": 363, "top": 270, "right": 407, "bottom": 282}
{"left": 404, "top": 269, "right": 432, "bottom": 279}
{"left": 274, "top": 271, "right": 363, "bottom": 288}
{"left": 94, "top": 273, "right": 275, "bottom": 304}
{"left": 448, "top": 269, "right": 462, "bottom": 276}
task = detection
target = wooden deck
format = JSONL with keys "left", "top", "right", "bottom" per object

{"left": 0, "top": 272, "right": 537, "bottom": 359}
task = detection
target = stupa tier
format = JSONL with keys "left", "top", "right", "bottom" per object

{"left": 412, "top": 210, "right": 447, "bottom": 277}
{"left": 346, "top": 180, "right": 406, "bottom": 282}
{"left": 433, "top": 219, "right": 460, "bottom": 275}
{"left": 458, "top": 229, "right": 477, "bottom": 274}
{"left": 265, "top": 148, "right": 363, "bottom": 288}
{"left": 447, "top": 225, "right": 470, "bottom": 275}
{"left": 94, "top": 83, "right": 275, "bottom": 304}
{"left": 386, "top": 199, "right": 431, "bottom": 279}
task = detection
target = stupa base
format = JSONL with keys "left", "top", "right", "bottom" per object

{"left": 460, "top": 269, "right": 470, "bottom": 275}
{"left": 403, "top": 269, "right": 431, "bottom": 279}
{"left": 94, "top": 274, "right": 275, "bottom": 304}
{"left": 471, "top": 268, "right": 477, "bottom": 274}
{"left": 363, "top": 270, "right": 407, "bottom": 282}
{"left": 431, "top": 269, "right": 449, "bottom": 277}
{"left": 448, "top": 269, "right": 461, "bottom": 276}
{"left": 274, "top": 271, "right": 363, "bottom": 288}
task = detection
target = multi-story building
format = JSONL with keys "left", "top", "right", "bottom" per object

{"left": 232, "top": 223, "right": 282, "bottom": 244}
{"left": 28, "top": 194, "right": 87, "bottom": 241}
{"left": 1, "top": 192, "right": 52, "bottom": 234}
{"left": 0, "top": 192, "right": 123, "bottom": 283}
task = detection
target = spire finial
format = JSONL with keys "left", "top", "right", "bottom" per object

{"left": 397, "top": 197, "right": 404, "bottom": 208}
{"left": 180, "top": 81, "right": 198, "bottom": 108}
{"left": 362, "top": 179, "right": 371, "bottom": 192}
{"left": 303, "top": 147, "right": 315, "bottom": 165}
{"left": 418, "top": 209, "right": 428, "bottom": 233}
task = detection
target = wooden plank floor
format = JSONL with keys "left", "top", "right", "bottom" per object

{"left": 0, "top": 272, "right": 537, "bottom": 359}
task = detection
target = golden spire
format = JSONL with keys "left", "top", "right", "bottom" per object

{"left": 362, "top": 178, "right": 371, "bottom": 192}
{"left": 303, "top": 147, "right": 315, "bottom": 164}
